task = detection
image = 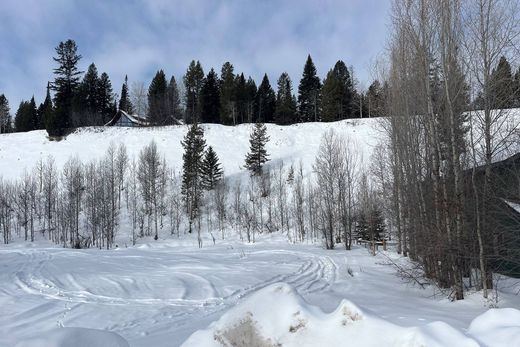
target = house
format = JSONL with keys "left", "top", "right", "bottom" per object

{"left": 105, "top": 110, "right": 149, "bottom": 127}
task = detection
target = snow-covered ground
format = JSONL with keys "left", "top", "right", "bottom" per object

{"left": 1, "top": 118, "right": 520, "bottom": 346}
{"left": 0, "top": 118, "right": 382, "bottom": 181}
{"left": 2, "top": 237, "right": 519, "bottom": 347}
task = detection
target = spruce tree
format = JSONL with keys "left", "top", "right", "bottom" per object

{"left": 234, "top": 73, "right": 247, "bottom": 124}
{"left": 0, "top": 94, "right": 12, "bottom": 133}
{"left": 513, "top": 67, "right": 520, "bottom": 108}
{"left": 184, "top": 61, "right": 205, "bottom": 124}
{"left": 200, "top": 68, "right": 221, "bottom": 123}
{"left": 98, "top": 72, "right": 114, "bottom": 124}
{"left": 201, "top": 146, "right": 223, "bottom": 190}
{"left": 119, "top": 75, "right": 134, "bottom": 114}
{"left": 245, "top": 122, "right": 270, "bottom": 174}
{"left": 14, "top": 98, "right": 37, "bottom": 132}
{"left": 49, "top": 39, "right": 82, "bottom": 136}
{"left": 321, "top": 60, "right": 354, "bottom": 121}
{"left": 148, "top": 70, "right": 168, "bottom": 125}
{"left": 219, "top": 62, "right": 236, "bottom": 124}
{"left": 489, "top": 56, "right": 514, "bottom": 109}
{"left": 245, "top": 77, "right": 257, "bottom": 123}
{"left": 37, "top": 85, "right": 53, "bottom": 130}
{"left": 181, "top": 123, "right": 206, "bottom": 233}
{"left": 274, "top": 72, "right": 297, "bottom": 125}
{"left": 73, "top": 63, "right": 100, "bottom": 126}
{"left": 255, "top": 74, "right": 276, "bottom": 123}
{"left": 297, "top": 54, "right": 322, "bottom": 122}
{"left": 167, "top": 76, "right": 182, "bottom": 122}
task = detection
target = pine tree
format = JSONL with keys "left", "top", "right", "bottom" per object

{"left": 0, "top": 94, "right": 12, "bottom": 133}
{"left": 49, "top": 39, "right": 82, "bottom": 136}
{"left": 167, "top": 76, "right": 182, "bottom": 122}
{"left": 255, "top": 74, "right": 276, "bottom": 123}
{"left": 366, "top": 79, "right": 387, "bottom": 117}
{"left": 321, "top": 60, "right": 354, "bottom": 121}
{"left": 119, "top": 75, "right": 134, "bottom": 114}
{"left": 184, "top": 61, "right": 205, "bottom": 124}
{"left": 200, "top": 68, "right": 221, "bottom": 123}
{"left": 297, "top": 55, "right": 322, "bottom": 122}
{"left": 245, "top": 122, "right": 270, "bottom": 174}
{"left": 275, "top": 72, "right": 297, "bottom": 125}
{"left": 98, "top": 72, "right": 114, "bottom": 124}
{"left": 148, "top": 70, "right": 168, "bottom": 125}
{"left": 181, "top": 123, "right": 206, "bottom": 233}
{"left": 201, "top": 146, "right": 223, "bottom": 190}
{"left": 219, "top": 62, "right": 236, "bottom": 124}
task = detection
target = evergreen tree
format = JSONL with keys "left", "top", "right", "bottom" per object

{"left": 245, "top": 77, "right": 257, "bottom": 123}
{"left": 201, "top": 146, "right": 223, "bottom": 190}
{"left": 200, "top": 68, "right": 221, "bottom": 123}
{"left": 219, "top": 62, "right": 236, "bottom": 124}
{"left": 0, "top": 94, "right": 12, "bottom": 133}
{"left": 244, "top": 122, "right": 270, "bottom": 174}
{"left": 37, "top": 85, "right": 53, "bottom": 130}
{"left": 274, "top": 72, "right": 297, "bottom": 125}
{"left": 73, "top": 63, "right": 100, "bottom": 126}
{"left": 14, "top": 97, "right": 37, "bottom": 132}
{"left": 181, "top": 123, "right": 206, "bottom": 233}
{"left": 119, "top": 75, "right": 134, "bottom": 114}
{"left": 255, "top": 74, "right": 276, "bottom": 123}
{"left": 98, "top": 72, "right": 114, "bottom": 124}
{"left": 297, "top": 54, "right": 322, "bottom": 122}
{"left": 148, "top": 70, "right": 168, "bottom": 125}
{"left": 489, "top": 56, "right": 514, "bottom": 109}
{"left": 184, "top": 61, "right": 205, "bottom": 124}
{"left": 49, "top": 39, "right": 82, "bottom": 136}
{"left": 167, "top": 75, "right": 183, "bottom": 122}
{"left": 234, "top": 73, "right": 247, "bottom": 124}
{"left": 366, "top": 79, "right": 387, "bottom": 117}
{"left": 321, "top": 60, "right": 354, "bottom": 121}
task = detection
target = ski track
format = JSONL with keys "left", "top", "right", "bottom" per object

{"left": 2, "top": 246, "right": 339, "bottom": 341}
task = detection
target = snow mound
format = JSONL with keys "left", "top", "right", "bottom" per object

{"left": 15, "top": 327, "right": 129, "bottom": 347}
{"left": 182, "top": 283, "right": 478, "bottom": 347}
{"left": 468, "top": 308, "right": 520, "bottom": 347}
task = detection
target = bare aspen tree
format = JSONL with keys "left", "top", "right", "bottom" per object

{"left": 138, "top": 140, "right": 162, "bottom": 240}
{"left": 42, "top": 156, "right": 58, "bottom": 242}
{"left": 292, "top": 162, "right": 306, "bottom": 242}
{"left": 62, "top": 156, "right": 84, "bottom": 248}
{"left": 115, "top": 143, "right": 128, "bottom": 210}
{"left": 168, "top": 169, "right": 183, "bottom": 237}
{"left": 213, "top": 178, "right": 229, "bottom": 239}
{"left": 0, "top": 178, "right": 14, "bottom": 244}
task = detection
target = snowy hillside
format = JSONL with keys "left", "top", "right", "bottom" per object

{"left": 0, "top": 118, "right": 382, "bottom": 181}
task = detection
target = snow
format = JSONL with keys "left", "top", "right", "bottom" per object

{"left": 1, "top": 117, "right": 520, "bottom": 346}
{"left": 183, "top": 283, "right": 478, "bottom": 347}
{"left": 0, "top": 118, "right": 382, "bottom": 181}
{"left": 15, "top": 327, "right": 129, "bottom": 347}
{"left": 2, "top": 238, "right": 520, "bottom": 346}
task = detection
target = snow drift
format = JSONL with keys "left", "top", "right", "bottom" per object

{"left": 15, "top": 327, "right": 129, "bottom": 347}
{"left": 182, "top": 283, "right": 486, "bottom": 347}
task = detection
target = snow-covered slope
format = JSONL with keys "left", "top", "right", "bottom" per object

{"left": 0, "top": 119, "right": 382, "bottom": 181}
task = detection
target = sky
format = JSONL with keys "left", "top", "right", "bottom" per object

{"left": 0, "top": 0, "right": 391, "bottom": 110}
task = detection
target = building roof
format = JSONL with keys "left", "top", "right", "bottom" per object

{"left": 105, "top": 110, "right": 149, "bottom": 126}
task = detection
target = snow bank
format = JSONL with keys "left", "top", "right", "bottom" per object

{"left": 182, "top": 283, "right": 479, "bottom": 347}
{"left": 468, "top": 308, "right": 520, "bottom": 347}
{"left": 15, "top": 327, "right": 129, "bottom": 347}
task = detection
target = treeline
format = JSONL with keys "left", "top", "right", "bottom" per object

{"left": 381, "top": 0, "right": 520, "bottom": 301}
{"left": 1, "top": 40, "right": 392, "bottom": 136}
{"left": 0, "top": 123, "right": 384, "bottom": 252}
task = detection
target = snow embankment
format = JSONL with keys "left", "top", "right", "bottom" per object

{"left": 0, "top": 119, "right": 382, "bottom": 181}
{"left": 15, "top": 327, "right": 129, "bottom": 347}
{"left": 183, "top": 283, "right": 519, "bottom": 347}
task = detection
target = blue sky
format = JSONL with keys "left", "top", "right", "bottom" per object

{"left": 0, "top": 0, "right": 390, "bottom": 109}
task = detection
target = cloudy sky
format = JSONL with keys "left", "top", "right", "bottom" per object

{"left": 0, "top": 0, "right": 390, "bottom": 109}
